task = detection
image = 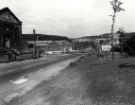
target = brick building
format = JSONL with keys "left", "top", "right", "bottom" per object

{"left": 0, "top": 7, "right": 22, "bottom": 52}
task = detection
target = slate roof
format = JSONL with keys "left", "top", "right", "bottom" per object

{"left": 0, "top": 7, "right": 22, "bottom": 24}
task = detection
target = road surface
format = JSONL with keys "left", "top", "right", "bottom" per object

{"left": 0, "top": 54, "right": 81, "bottom": 105}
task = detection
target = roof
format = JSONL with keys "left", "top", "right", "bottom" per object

{"left": 87, "top": 36, "right": 101, "bottom": 39}
{"left": 0, "top": 7, "right": 22, "bottom": 24}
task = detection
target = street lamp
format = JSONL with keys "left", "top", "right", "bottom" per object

{"left": 36, "top": 34, "right": 43, "bottom": 58}
{"left": 33, "top": 29, "right": 40, "bottom": 58}
{"left": 33, "top": 29, "right": 36, "bottom": 58}
{"left": 36, "top": 34, "right": 39, "bottom": 58}
{"left": 110, "top": 0, "right": 125, "bottom": 62}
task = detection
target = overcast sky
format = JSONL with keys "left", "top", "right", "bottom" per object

{"left": 0, "top": 0, "right": 135, "bottom": 38}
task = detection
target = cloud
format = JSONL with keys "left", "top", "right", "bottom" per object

{"left": 0, "top": 0, "right": 135, "bottom": 37}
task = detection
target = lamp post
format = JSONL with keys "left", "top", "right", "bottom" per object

{"left": 36, "top": 34, "right": 39, "bottom": 58}
{"left": 33, "top": 29, "right": 40, "bottom": 58}
{"left": 33, "top": 29, "right": 37, "bottom": 58}
{"left": 33, "top": 31, "right": 43, "bottom": 59}
{"left": 110, "top": 0, "right": 125, "bottom": 62}
{"left": 36, "top": 34, "right": 43, "bottom": 58}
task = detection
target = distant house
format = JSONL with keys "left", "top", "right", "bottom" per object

{"left": 0, "top": 7, "right": 22, "bottom": 52}
{"left": 72, "top": 36, "right": 101, "bottom": 43}
{"left": 72, "top": 33, "right": 120, "bottom": 51}
{"left": 100, "top": 33, "right": 120, "bottom": 51}
{"left": 21, "top": 34, "right": 72, "bottom": 52}
{"left": 101, "top": 45, "right": 112, "bottom": 51}
{"left": 100, "top": 33, "right": 120, "bottom": 46}
{"left": 72, "top": 37, "right": 91, "bottom": 42}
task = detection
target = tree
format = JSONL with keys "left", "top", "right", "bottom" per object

{"left": 123, "top": 34, "right": 135, "bottom": 55}
{"left": 28, "top": 43, "right": 34, "bottom": 49}
{"left": 117, "top": 32, "right": 135, "bottom": 56}
{"left": 117, "top": 28, "right": 125, "bottom": 55}
{"left": 110, "top": 0, "right": 125, "bottom": 62}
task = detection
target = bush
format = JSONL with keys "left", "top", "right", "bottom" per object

{"left": 112, "top": 46, "right": 121, "bottom": 52}
{"left": 124, "top": 36, "right": 135, "bottom": 55}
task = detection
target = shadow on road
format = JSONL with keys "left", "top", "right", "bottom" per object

{"left": 119, "top": 63, "right": 135, "bottom": 69}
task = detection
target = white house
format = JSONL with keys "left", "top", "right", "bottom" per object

{"left": 101, "top": 44, "right": 112, "bottom": 51}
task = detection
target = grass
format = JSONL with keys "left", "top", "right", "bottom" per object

{"left": 75, "top": 53, "right": 135, "bottom": 105}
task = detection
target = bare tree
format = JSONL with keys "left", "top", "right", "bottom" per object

{"left": 110, "top": 0, "right": 125, "bottom": 62}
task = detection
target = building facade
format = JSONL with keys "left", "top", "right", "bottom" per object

{"left": 0, "top": 7, "right": 22, "bottom": 52}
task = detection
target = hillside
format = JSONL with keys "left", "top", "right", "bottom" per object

{"left": 22, "top": 34, "right": 72, "bottom": 42}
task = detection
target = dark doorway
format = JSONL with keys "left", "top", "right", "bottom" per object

{"left": 4, "top": 34, "right": 11, "bottom": 48}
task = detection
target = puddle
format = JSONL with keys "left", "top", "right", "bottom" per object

{"left": 11, "top": 78, "right": 28, "bottom": 84}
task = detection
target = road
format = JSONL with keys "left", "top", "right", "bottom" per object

{"left": 0, "top": 54, "right": 81, "bottom": 105}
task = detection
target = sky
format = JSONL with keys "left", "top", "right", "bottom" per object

{"left": 0, "top": 0, "right": 135, "bottom": 38}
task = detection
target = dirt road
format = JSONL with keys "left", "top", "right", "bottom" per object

{"left": 0, "top": 54, "right": 81, "bottom": 105}
{"left": 2, "top": 53, "right": 134, "bottom": 105}
{"left": 4, "top": 53, "right": 135, "bottom": 105}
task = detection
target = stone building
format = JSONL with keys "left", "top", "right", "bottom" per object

{"left": 0, "top": 7, "right": 22, "bottom": 52}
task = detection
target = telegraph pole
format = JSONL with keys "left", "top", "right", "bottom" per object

{"left": 33, "top": 29, "right": 37, "bottom": 58}
{"left": 110, "top": 0, "right": 125, "bottom": 62}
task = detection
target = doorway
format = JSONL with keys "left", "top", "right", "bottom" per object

{"left": 4, "top": 34, "right": 11, "bottom": 48}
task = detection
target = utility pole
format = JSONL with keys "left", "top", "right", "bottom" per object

{"left": 36, "top": 33, "right": 39, "bottom": 58}
{"left": 33, "top": 29, "right": 37, "bottom": 58}
{"left": 110, "top": 0, "right": 125, "bottom": 62}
